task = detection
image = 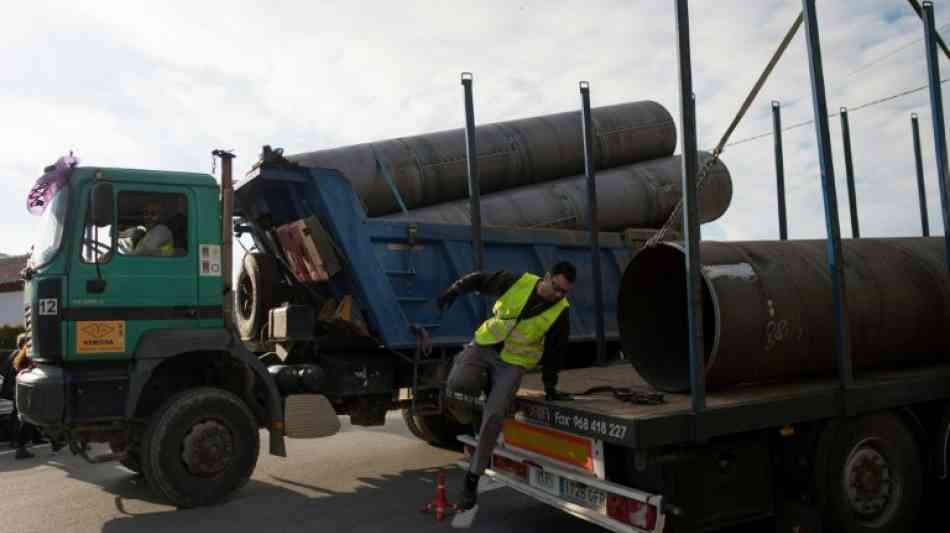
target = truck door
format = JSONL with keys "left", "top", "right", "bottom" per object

{"left": 68, "top": 184, "right": 199, "bottom": 360}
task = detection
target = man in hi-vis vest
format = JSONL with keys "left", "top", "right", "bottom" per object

{"left": 437, "top": 261, "right": 576, "bottom": 511}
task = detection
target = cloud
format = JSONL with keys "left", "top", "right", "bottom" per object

{"left": 1, "top": 0, "right": 949, "bottom": 262}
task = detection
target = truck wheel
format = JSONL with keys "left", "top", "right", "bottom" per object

{"left": 140, "top": 387, "right": 260, "bottom": 508}
{"left": 236, "top": 252, "right": 277, "bottom": 340}
{"left": 815, "top": 412, "right": 922, "bottom": 533}
{"left": 401, "top": 408, "right": 468, "bottom": 448}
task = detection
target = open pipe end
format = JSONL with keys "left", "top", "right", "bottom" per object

{"left": 618, "top": 244, "right": 717, "bottom": 393}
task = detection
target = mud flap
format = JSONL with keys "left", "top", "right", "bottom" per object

{"left": 284, "top": 394, "right": 341, "bottom": 438}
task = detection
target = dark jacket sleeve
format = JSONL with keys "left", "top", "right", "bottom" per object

{"left": 0, "top": 352, "right": 15, "bottom": 400}
{"left": 447, "top": 270, "right": 518, "bottom": 298}
{"left": 541, "top": 311, "right": 570, "bottom": 390}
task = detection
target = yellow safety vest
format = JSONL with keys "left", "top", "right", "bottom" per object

{"left": 132, "top": 226, "right": 175, "bottom": 256}
{"left": 474, "top": 273, "right": 569, "bottom": 369}
{"left": 133, "top": 240, "right": 174, "bottom": 256}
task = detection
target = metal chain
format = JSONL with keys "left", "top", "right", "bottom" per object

{"left": 644, "top": 11, "right": 804, "bottom": 250}
{"left": 644, "top": 151, "right": 721, "bottom": 248}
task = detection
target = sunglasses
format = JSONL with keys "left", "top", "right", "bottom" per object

{"left": 549, "top": 280, "right": 570, "bottom": 295}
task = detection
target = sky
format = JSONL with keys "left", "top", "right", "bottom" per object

{"left": 1, "top": 0, "right": 948, "bottom": 266}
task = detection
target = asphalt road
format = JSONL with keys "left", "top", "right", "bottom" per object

{"left": 0, "top": 413, "right": 614, "bottom": 533}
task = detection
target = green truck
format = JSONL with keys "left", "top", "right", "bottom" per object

{"left": 17, "top": 153, "right": 306, "bottom": 507}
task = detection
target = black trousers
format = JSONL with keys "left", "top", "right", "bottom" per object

{"left": 446, "top": 343, "right": 526, "bottom": 475}
{"left": 10, "top": 403, "right": 39, "bottom": 448}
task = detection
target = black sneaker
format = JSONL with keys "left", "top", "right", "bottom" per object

{"left": 15, "top": 447, "right": 34, "bottom": 460}
{"left": 458, "top": 472, "right": 479, "bottom": 510}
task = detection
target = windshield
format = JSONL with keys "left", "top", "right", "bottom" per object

{"left": 30, "top": 186, "right": 69, "bottom": 267}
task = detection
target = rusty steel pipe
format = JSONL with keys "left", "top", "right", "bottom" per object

{"left": 382, "top": 152, "right": 731, "bottom": 231}
{"left": 618, "top": 237, "right": 950, "bottom": 392}
{"left": 288, "top": 100, "right": 676, "bottom": 217}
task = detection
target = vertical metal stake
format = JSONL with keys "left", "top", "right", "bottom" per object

{"left": 908, "top": 0, "right": 950, "bottom": 59}
{"left": 839, "top": 108, "right": 860, "bottom": 238}
{"left": 802, "top": 0, "right": 853, "bottom": 389}
{"left": 772, "top": 101, "right": 788, "bottom": 240}
{"left": 911, "top": 113, "right": 931, "bottom": 236}
{"left": 922, "top": 1, "right": 950, "bottom": 269}
{"left": 213, "top": 149, "right": 236, "bottom": 333}
{"left": 580, "top": 81, "right": 607, "bottom": 367}
{"left": 461, "top": 72, "right": 486, "bottom": 319}
{"left": 674, "top": 0, "right": 706, "bottom": 415}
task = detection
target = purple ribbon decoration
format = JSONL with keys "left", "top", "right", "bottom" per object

{"left": 26, "top": 153, "right": 79, "bottom": 215}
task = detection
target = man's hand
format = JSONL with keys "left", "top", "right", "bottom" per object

{"left": 545, "top": 388, "right": 574, "bottom": 401}
{"left": 120, "top": 226, "right": 146, "bottom": 241}
{"left": 436, "top": 287, "right": 459, "bottom": 312}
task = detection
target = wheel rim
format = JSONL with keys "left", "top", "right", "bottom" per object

{"left": 181, "top": 419, "right": 235, "bottom": 478}
{"left": 237, "top": 272, "right": 253, "bottom": 320}
{"left": 842, "top": 437, "right": 900, "bottom": 524}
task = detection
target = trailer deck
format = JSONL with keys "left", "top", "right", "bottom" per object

{"left": 515, "top": 361, "right": 950, "bottom": 448}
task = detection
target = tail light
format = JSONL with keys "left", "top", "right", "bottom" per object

{"left": 607, "top": 494, "right": 658, "bottom": 530}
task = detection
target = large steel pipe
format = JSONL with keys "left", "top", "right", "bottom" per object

{"left": 618, "top": 238, "right": 950, "bottom": 392}
{"left": 382, "top": 153, "right": 731, "bottom": 231}
{"left": 289, "top": 101, "right": 676, "bottom": 217}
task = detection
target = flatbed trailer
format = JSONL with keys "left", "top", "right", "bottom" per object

{"left": 451, "top": 2, "right": 950, "bottom": 531}
{"left": 516, "top": 363, "right": 950, "bottom": 450}
{"left": 458, "top": 362, "right": 950, "bottom": 532}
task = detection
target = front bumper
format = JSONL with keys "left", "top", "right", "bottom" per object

{"left": 15, "top": 364, "right": 65, "bottom": 428}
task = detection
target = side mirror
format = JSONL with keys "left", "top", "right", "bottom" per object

{"left": 90, "top": 182, "right": 114, "bottom": 228}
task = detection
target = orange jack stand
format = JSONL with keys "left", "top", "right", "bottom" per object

{"left": 421, "top": 472, "right": 458, "bottom": 521}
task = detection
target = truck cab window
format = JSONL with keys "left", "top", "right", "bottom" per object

{"left": 116, "top": 192, "right": 188, "bottom": 257}
{"left": 80, "top": 193, "right": 113, "bottom": 265}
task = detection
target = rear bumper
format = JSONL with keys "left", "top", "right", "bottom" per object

{"left": 15, "top": 364, "right": 65, "bottom": 428}
{"left": 458, "top": 434, "right": 667, "bottom": 533}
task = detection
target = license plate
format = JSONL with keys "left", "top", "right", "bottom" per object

{"left": 529, "top": 467, "right": 559, "bottom": 496}
{"left": 559, "top": 477, "right": 607, "bottom": 511}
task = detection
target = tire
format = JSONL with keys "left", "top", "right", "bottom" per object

{"left": 814, "top": 412, "right": 923, "bottom": 533}
{"left": 401, "top": 408, "right": 468, "bottom": 448}
{"left": 236, "top": 252, "right": 277, "bottom": 340}
{"left": 140, "top": 387, "right": 260, "bottom": 508}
